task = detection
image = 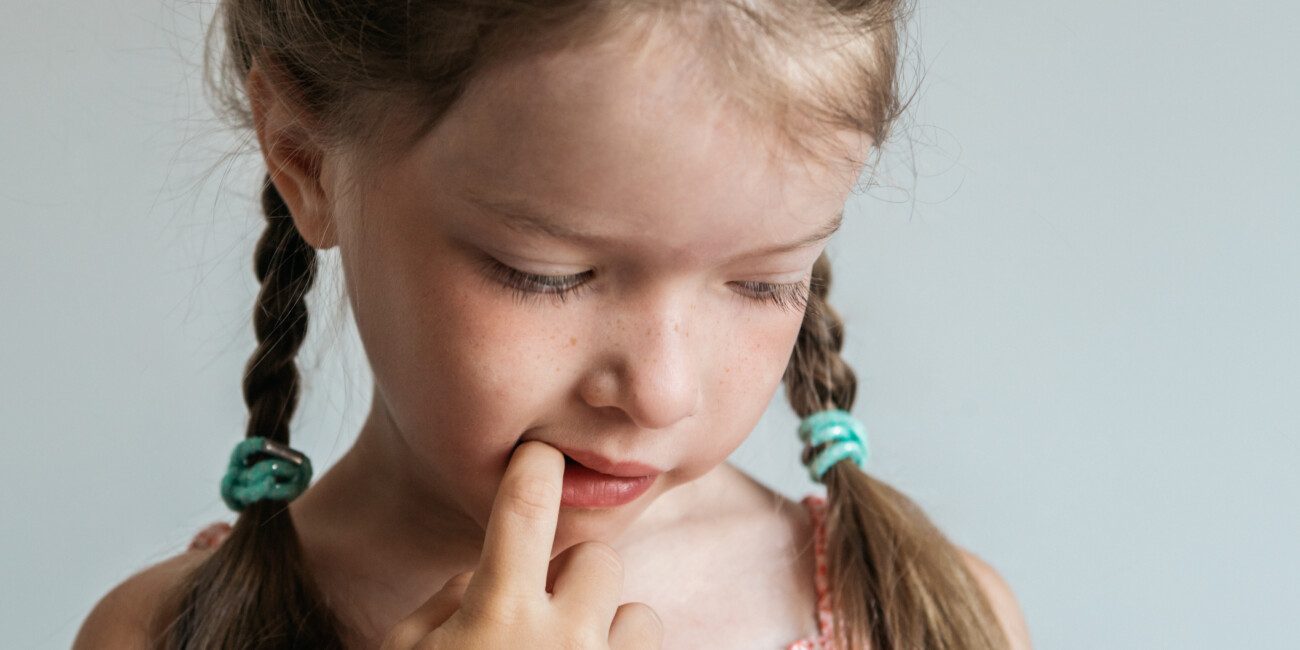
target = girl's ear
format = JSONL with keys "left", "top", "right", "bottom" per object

{"left": 246, "top": 61, "right": 338, "bottom": 250}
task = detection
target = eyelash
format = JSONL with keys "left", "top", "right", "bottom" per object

{"left": 478, "top": 259, "right": 811, "bottom": 313}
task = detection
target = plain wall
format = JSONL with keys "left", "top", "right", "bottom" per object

{"left": 2, "top": 1, "right": 1296, "bottom": 648}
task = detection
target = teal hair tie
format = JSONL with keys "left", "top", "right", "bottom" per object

{"left": 798, "top": 409, "right": 869, "bottom": 482}
{"left": 220, "top": 436, "right": 313, "bottom": 512}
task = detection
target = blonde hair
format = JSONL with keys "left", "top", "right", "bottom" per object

{"left": 157, "top": 2, "right": 1009, "bottom": 648}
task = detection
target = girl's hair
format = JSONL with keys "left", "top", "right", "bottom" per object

{"left": 157, "top": 1, "right": 1009, "bottom": 649}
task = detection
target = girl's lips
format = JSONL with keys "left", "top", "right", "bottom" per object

{"left": 555, "top": 446, "right": 662, "bottom": 478}
{"left": 560, "top": 455, "right": 657, "bottom": 508}
{"left": 510, "top": 438, "right": 662, "bottom": 508}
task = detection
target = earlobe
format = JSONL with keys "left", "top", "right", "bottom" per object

{"left": 246, "top": 61, "right": 338, "bottom": 250}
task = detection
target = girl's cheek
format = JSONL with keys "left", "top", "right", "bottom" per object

{"left": 715, "top": 308, "right": 803, "bottom": 391}
{"left": 436, "top": 283, "right": 576, "bottom": 404}
{"left": 670, "top": 310, "right": 803, "bottom": 467}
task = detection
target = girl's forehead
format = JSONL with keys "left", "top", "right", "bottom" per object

{"left": 388, "top": 32, "right": 863, "bottom": 261}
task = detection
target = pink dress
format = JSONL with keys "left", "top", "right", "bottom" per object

{"left": 189, "top": 494, "right": 838, "bottom": 649}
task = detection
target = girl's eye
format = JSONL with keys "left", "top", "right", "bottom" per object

{"left": 730, "top": 280, "right": 812, "bottom": 314}
{"left": 478, "top": 257, "right": 811, "bottom": 314}
{"left": 478, "top": 258, "right": 593, "bottom": 305}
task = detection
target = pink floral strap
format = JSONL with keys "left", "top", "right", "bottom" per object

{"left": 788, "top": 493, "right": 836, "bottom": 649}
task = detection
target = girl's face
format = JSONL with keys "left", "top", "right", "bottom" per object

{"left": 315, "top": 30, "right": 868, "bottom": 551}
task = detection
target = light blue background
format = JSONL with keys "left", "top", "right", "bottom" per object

{"left": 3, "top": 1, "right": 1296, "bottom": 648}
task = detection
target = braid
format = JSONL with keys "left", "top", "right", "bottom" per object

{"left": 784, "top": 253, "right": 857, "bottom": 417}
{"left": 157, "top": 175, "right": 347, "bottom": 649}
{"left": 243, "top": 172, "right": 317, "bottom": 444}
{"left": 783, "top": 253, "right": 1008, "bottom": 650}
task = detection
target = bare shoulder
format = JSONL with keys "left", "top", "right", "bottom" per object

{"left": 959, "top": 548, "right": 1035, "bottom": 650}
{"left": 72, "top": 549, "right": 212, "bottom": 650}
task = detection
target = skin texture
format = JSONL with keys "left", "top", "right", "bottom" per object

{"left": 256, "top": 24, "right": 870, "bottom": 648}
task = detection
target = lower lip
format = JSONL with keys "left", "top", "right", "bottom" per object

{"left": 561, "top": 457, "right": 657, "bottom": 509}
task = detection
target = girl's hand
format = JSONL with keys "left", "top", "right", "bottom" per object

{"left": 379, "top": 441, "right": 664, "bottom": 649}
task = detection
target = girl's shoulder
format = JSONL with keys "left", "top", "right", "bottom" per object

{"left": 958, "top": 549, "right": 1035, "bottom": 649}
{"left": 188, "top": 520, "right": 234, "bottom": 550}
{"left": 72, "top": 546, "right": 216, "bottom": 649}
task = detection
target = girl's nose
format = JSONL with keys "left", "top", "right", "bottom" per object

{"left": 578, "top": 302, "right": 701, "bottom": 431}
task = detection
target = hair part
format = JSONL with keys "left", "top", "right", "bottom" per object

{"left": 162, "top": 1, "right": 1007, "bottom": 648}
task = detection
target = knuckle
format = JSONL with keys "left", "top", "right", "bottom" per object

{"left": 508, "top": 475, "right": 559, "bottom": 520}
{"left": 462, "top": 591, "right": 531, "bottom": 627}
{"left": 572, "top": 541, "right": 624, "bottom": 578}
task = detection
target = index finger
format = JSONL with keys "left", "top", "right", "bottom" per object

{"left": 464, "top": 440, "right": 566, "bottom": 606}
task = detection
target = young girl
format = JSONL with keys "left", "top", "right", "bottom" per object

{"left": 76, "top": 1, "right": 1031, "bottom": 648}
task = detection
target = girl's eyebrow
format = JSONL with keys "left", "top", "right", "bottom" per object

{"left": 745, "top": 211, "right": 844, "bottom": 257}
{"left": 465, "top": 191, "right": 605, "bottom": 242}
{"left": 464, "top": 189, "right": 843, "bottom": 257}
